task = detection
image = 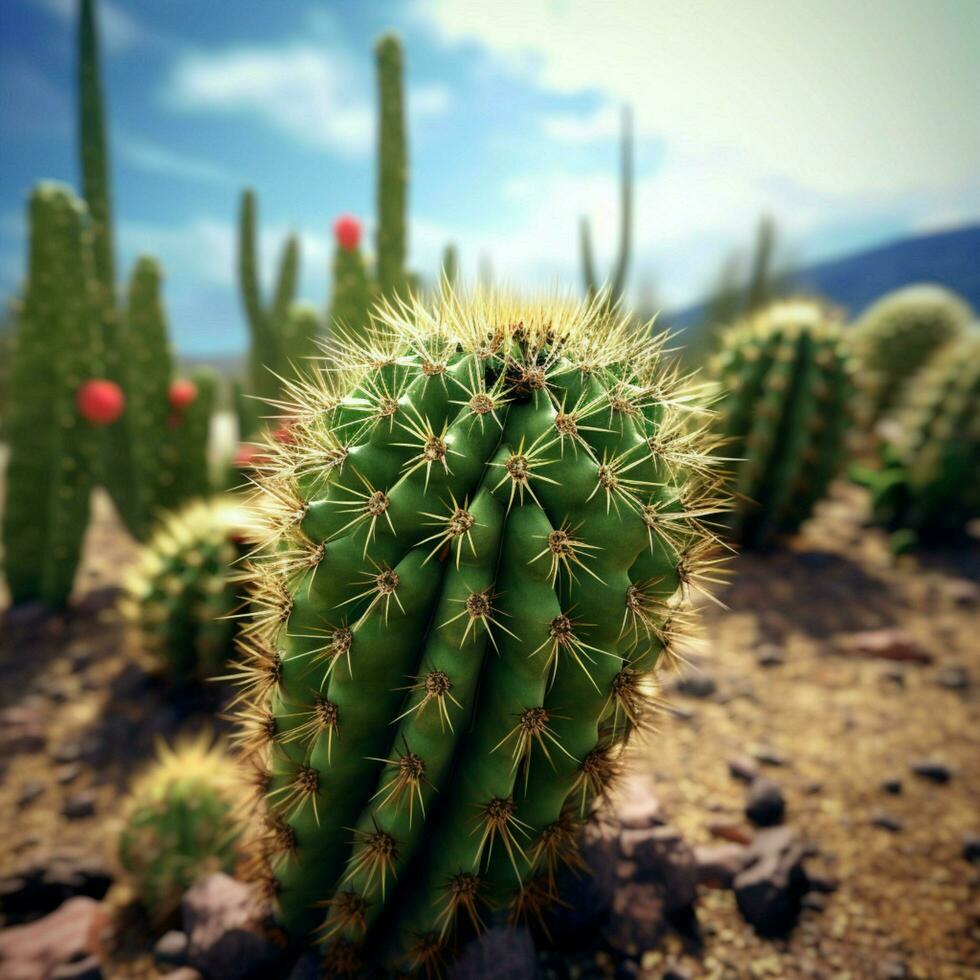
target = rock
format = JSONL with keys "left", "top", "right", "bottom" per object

{"left": 0, "top": 707, "right": 46, "bottom": 756}
{"left": 843, "top": 629, "right": 932, "bottom": 664}
{"left": 727, "top": 755, "right": 761, "bottom": 783}
{"left": 52, "top": 742, "right": 83, "bottom": 765}
{"left": 56, "top": 765, "right": 82, "bottom": 786}
{"left": 745, "top": 778, "right": 785, "bottom": 827}
{"left": 751, "top": 744, "right": 790, "bottom": 767}
{"left": 935, "top": 665, "right": 970, "bottom": 691}
{"left": 154, "top": 930, "right": 189, "bottom": 967}
{"left": 944, "top": 578, "right": 979, "bottom": 606}
{"left": 870, "top": 810, "right": 903, "bottom": 832}
{"left": 962, "top": 835, "right": 980, "bottom": 863}
{"left": 604, "top": 880, "right": 671, "bottom": 951}
{"left": 0, "top": 858, "right": 113, "bottom": 925}
{"left": 674, "top": 669, "right": 717, "bottom": 699}
{"left": 756, "top": 644, "right": 785, "bottom": 667}
{"left": 694, "top": 843, "right": 747, "bottom": 887}
{"left": 733, "top": 826, "right": 810, "bottom": 936}
{"left": 50, "top": 958, "right": 103, "bottom": 979}
{"left": 62, "top": 791, "right": 97, "bottom": 820}
{"left": 0, "top": 897, "right": 107, "bottom": 980}
{"left": 706, "top": 818, "right": 752, "bottom": 845}
{"left": 667, "top": 704, "right": 697, "bottom": 722}
{"left": 18, "top": 780, "right": 45, "bottom": 809}
{"left": 909, "top": 760, "right": 952, "bottom": 783}
{"left": 449, "top": 925, "right": 538, "bottom": 979}
{"left": 620, "top": 825, "right": 697, "bottom": 913}
{"left": 606, "top": 773, "right": 663, "bottom": 830}
{"left": 880, "top": 665, "right": 906, "bottom": 686}
{"left": 880, "top": 777, "right": 902, "bottom": 795}
{"left": 182, "top": 874, "right": 281, "bottom": 980}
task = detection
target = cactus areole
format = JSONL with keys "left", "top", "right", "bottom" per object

{"left": 235, "top": 292, "right": 724, "bottom": 971}
{"left": 333, "top": 214, "right": 362, "bottom": 252}
{"left": 77, "top": 378, "right": 124, "bottom": 425}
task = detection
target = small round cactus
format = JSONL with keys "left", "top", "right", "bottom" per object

{"left": 116, "top": 736, "right": 242, "bottom": 920}
{"left": 852, "top": 284, "right": 972, "bottom": 423}
{"left": 121, "top": 498, "right": 252, "bottom": 684}
{"left": 233, "top": 290, "right": 725, "bottom": 969}
{"left": 77, "top": 378, "right": 124, "bottom": 425}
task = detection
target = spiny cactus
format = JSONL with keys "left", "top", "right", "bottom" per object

{"left": 122, "top": 498, "right": 250, "bottom": 684}
{"left": 711, "top": 300, "right": 854, "bottom": 548}
{"left": 375, "top": 35, "right": 408, "bottom": 302}
{"left": 2, "top": 184, "right": 105, "bottom": 607}
{"left": 232, "top": 290, "right": 724, "bottom": 971}
{"left": 852, "top": 284, "right": 972, "bottom": 424}
{"left": 580, "top": 106, "right": 632, "bottom": 306}
{"left": 855, "top": 332, "right": 980, "bottom": 548}
{"left": 117, "top": 736, "right": 242, "bottom": 920}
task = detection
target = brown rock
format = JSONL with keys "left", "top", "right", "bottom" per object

{"left": 0, "top": 706, "right": 46, "bottom": 756}
{"left": 606, "top": 773, "right": 663, "bottom": 829}
{"left": 708, "top": 819, "right": 753, "bottom": 845}
{"left": 694, "top": 843, "right": 748, "bottom": 887}
{"left": 733, "top": 826, "right": 810, "bottom": 935}
{"left": 842, "top": 629, "right": 932, "bottom": 664}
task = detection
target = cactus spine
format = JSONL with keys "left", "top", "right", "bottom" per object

{"left": 234, "top": 291, "right": 723, "bottom": 969}
{"left": 857, "top": 332, "right": 980, "bottom": 546}
{"left": 2, "top": 185, "right": 104, "bottom": 607}
{"left": 375, "top": 35, "right": 408, "bottom": 302}
{"left": 852, "top": 284, "right": 972, "bottom": 424}
{"left": 580, "top": 106, "right": 633, "bottom": 305}
{"left": 117, "top": 737, "right": 241, "bottom": 920}
{"left": 711, "top": 300, "right": 854, "bottom": 548}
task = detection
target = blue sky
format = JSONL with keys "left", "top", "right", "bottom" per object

{"left": 2, "top": 0, "right": 978, "bottom": 355}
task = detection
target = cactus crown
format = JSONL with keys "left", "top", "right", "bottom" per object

{"left": 711, "top": 299, "right": 854, "bottom": 548}
{"left": 235, "top": 289, "right": 725, "bottom": 968}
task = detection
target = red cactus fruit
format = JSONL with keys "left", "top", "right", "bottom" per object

{"left": 169, "top": 379, "right": 198, "bottom": 410}
{"left": 273, "top": 423, "right": 295, "bottom": 445}
{"left": 333, "top": 214, "right": 362, "bottom": 251}
{"left": 77, "top": 379, "right": 124, "bottom": 425}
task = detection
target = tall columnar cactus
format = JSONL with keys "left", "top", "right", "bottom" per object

{"left": 328, "top": 216, "right": 371, "bottom": 341}
{"left": 580, "top": 106, "right": 633, "bottom": 306}
{"left": 711, "top": 300, "right": 854, "bottom": 548}
{"left": 852, "top": 284, "right": 972, "bottom": 424}
{"left": 232, "top": 291, "right": 723, "bottom": 970}
{"left": 855, "top": 332, "right": 980, "bottom": 548}
{"left": 238, "top": 188, "right": 302, "bottom": 404}
{"left": 170, "top": 369, "right": 217, "bottom": 504}
{"left": 2, "top": 184, "right": 105, "bottom": 607}
{"left": 441, "top": 244, "right": 459, "bottom": 291}
{"left": 121, "top": 498, "right": 250, "bottom": 684}
{"left": 117, "top": 737, "right": 242, "bottom": 921}
{"left": 375, "top": 35, "right": 408, "bottom": 301}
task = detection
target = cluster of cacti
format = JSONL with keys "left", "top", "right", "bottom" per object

{"left": 231, "top": 290, "right": 723, "bottom": 973}
{"left": 580, "top": 106, "right": 632, "bottom": 305}
{"left": 117, "top": 737, "right": 242, "bottom": 920}
{"left": 710, "top": 300, "right": 854, "bottom": 548}
{"left": 2, "top": 184, "right": 106, "bottom": 608}
{"left": 851, "top": 284, "right": 972, "bottom": 424}
{"left": 121, "top": 498, "right": 251, "bottom": 685}
{"left": 854, "top": 331, "right": 980, "bottom": 549}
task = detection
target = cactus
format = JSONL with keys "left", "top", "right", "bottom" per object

{"left": 170, "top": 369, "right": 217, "bottom": 504}
{"left": 117, "top": 736, "right": 241, "bottom": 920}
{"left": 2, "top": 184, "right": 105, "bottom": 607}
{"left": 580, "top": 106, "right": 632, "bottom": 305}
{"left": 121, "top": 498, "right": 250, "bottom": 684}
{"left": 855, "top": 332, "right": 980, "bottom": 547}
{"left": 852, "top": 284, "right": 972, "bottom": 423}
{"left": 328, "top": 217, "right": 371, "bottom": 341}
{"left": 231, "top": 290, "right": 723, "bottom": 968}
{"left": 375, "top": 35, "right": 408, "bottom": 302}
{"left": 711, "top": 300, "right": 854, "bottom": 548}
{"left": 441, "top": 244, "right": 459, "bottom": 290}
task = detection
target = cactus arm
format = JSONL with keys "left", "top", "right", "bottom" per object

{"left": 579, "top": 217, "right": 598, "bottom": 301}
{"left": 173, "top": 369, "right": 216, "bottom": 502}
{"left": 375, "top": 35, "right": 408, "bottom": 300}
{"left": 328, "top": 244, "right": 372, "bottom": 342}
{"left": 441, "top": 244, "right": 459, "bottom": 290}
{"left": 607, "top": 105, "right": 633, "bottom": 304}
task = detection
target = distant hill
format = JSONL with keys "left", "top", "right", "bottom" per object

{"left": 669, "top": 223, "right": 980, "bottom": 337}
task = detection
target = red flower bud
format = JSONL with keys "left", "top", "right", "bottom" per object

{"left": 333, "top": 214, "right": 362, "bottom": 251}
{"left": 77, "top": 379, "right": 124, "bottom": 425}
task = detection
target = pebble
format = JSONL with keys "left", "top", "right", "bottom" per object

{"left": 57, "top": 764, "right": 82, "bottom": 786}
{"left": 880, "top": 777, "right": 902, "bottom": 795}
{"left": 674, "top": 670, "right": 717, "bottom": 699}
{"left": 62, "top": 790, "right": 97, "bottom": 820}
{"left": 934, "top": 665, "right": 970, "bottom": 691}
{"left": 756, "top": 644, "right": 786, "bottom": 667}
{"left": 908, "top": 760, "right": 952, "bottom": 784}
{"left": 727, "top": 755, "right": 761, "bottom": 783}
{"left": 745, "top": 778, "right": 785, "bottom": 827}
{"left": 154, "top": 930, "right": 190, "bottom": 966}
{"left": 961, "top": 835, "right": 980, "bottom": 863}
{"left": 844, "top": 628, "right": 932, "bottom": 664}
{"left": 18, "top": 780, "right": 45, "bottom": 808}
{"left": 870, "top": 810, "right": 903, "bottom": 832}
{"left": 751, "top": 744, "right": 790, "bottom": 767}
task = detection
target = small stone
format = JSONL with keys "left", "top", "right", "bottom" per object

{"left": 880, "top": 665, "right": 905, "bottom": 686}
{"left": 63, "top": 790, "right": 97, "bottom": 819}
{"left": 870, "top": 810, "right": 903, "bottom": 832}
{"left": 667, "top": 704, "right": 697, "bottom": 722}
{"left": 154, "top": 930, "right": 189, "bottom": 967}
{"left": 0, "top": 706, "right": 46, "bottom": 755}
{"left": 727, "top": 755, "right": 761, "bottom": 783}
{"left": 880, "top": 777, "right": 902, "bottom": 795}
{"left": 607, "top": 773, "right": 663, "bottom": 830}
{"left": 751, "top": 744, "right": 790, "bottom": 767}
{"left": 944, "top": 578, "right": 979, "bottom": 606}
{"left": 843, "top": 628, "right": 932, "bottom": 664}
{"left": 52, "top": 742, "right": 83, "bottom": 764}
{"left": 745, "top": 778, "right": 785, "bottom": 827}
{"left": 909, "top": 760, "right": 952, "bottom": 783}
{"left": 674, "top": 670, "right": 717, "bottom": 699}
{"left": 756, "top": 644, "right": 785, "bottom": 667}
{"left": 57, "top": 764, "right": 82, "bottom": 786}
{"left": 960, "top": 835, "right": 980, "bottom": 863}
{"left": 694, "top": 843, "right": 747, "bottom": 887}
{"left": 935, "top": 665, "right": 970, "bottom": 691}
{"left": 18, "top": 780, "right": 45, "bottom": 808}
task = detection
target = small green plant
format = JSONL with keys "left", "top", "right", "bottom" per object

{"left": 710, "top": 299, "right": 854, "bottom": 548}
{"left": 117, "top": 736, "right": 242, "bottom": 921}
{"left": 852, "top": 284, "right": 972, "bottom": 423}
{"left": 121, "top": 498, "right": 252, "bottom": 684}
{"left": 232, "top": 289, "right": 724, "bottom": 971}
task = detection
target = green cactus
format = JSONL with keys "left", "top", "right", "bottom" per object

{"left": 121, "top": 498, "right": 250, "bottom": 684}
{"left": 855, "top": 332, "right": 980, "bottom": 546}
{"left": 711, "top": 300, "right": 854, "bottom": 549}
{"left": 170, "top": 369, "right": 217, "bottom": 504}
{"left": 328, "top": 224, "right": 372, "bottom": 342}
{"left": 238, "top": 188, "right": 302, "bottom": 406}
{"left": 852, "top": 284, "right": 972, "bottom": 424}
{"left": 441, "top": 244, "right": 459, "bottom": 291}
{"left": 117, "top": 736, "right": 242, "bottom": 920}
{"left": 231, "top": 291, "right": 723, "bottom": 968}
{"left": 375, "top": 35, "right": 408, "bottom": 302}
{"left": 580, "top": 106, "right": 632, "bottom": 306}
{"left": 2, "top": 184, "right": 105, "bottom": 608}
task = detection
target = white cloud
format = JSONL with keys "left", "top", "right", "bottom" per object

{"left": 542, "top": 105, "right": 621, "bottom": 144}
{"left": 410, "top": 83, "right": 453, "bottom": 119}
{"left": 29, "top": 0, "right": 143, "bottom": 51}
{"left": 116, "top": 135, "right": 238, "bottom": 185}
